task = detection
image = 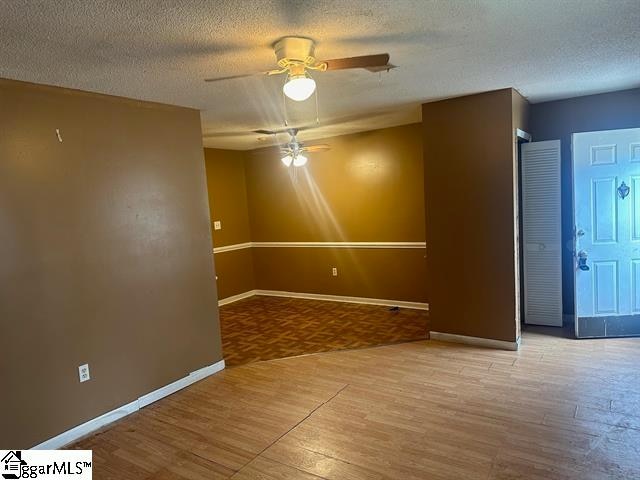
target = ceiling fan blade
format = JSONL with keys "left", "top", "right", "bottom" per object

{"left": 365, "top": 63, "right": 397, "bottom": 72}
{"left": 323, "top": 54, "right": 392, "bottom": 72}
{"left": 254, "top": 126, "right": 311, "bottom": 136}
{"left": 204, "top": 72, "right": 266, "bottom": 82}
{"left": 303, "top": 144, "right": 331, "bottom": 152}
{"left": 255, "top": 129, "right": 277, "bottom": 135}
{"left": 202, "top": 131, "right": 254, "bottom": 138}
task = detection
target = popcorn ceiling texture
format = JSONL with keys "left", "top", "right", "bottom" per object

{"left": 1, "top": 0, "right": 638, "bottom": 149}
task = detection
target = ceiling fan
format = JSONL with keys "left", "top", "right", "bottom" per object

{"left": 277, "top": 128, "right": 330, "bottom": 167}
{"left": 205, "top": 36, "right": 395, "bottom": 102}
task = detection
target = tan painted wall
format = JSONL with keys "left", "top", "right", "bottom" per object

{"left": 204, "top": 149, "right": 255, "bottom": 299}
{"left": 423, "top": 89, "right": 523, "bottom": 342}
{"left": 245, "top": 123, "right": 427, "bottom": 301}
{"left": 0, "top": 79, "right": 222, "bottom": 449}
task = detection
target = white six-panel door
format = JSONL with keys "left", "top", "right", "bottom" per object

{"left": 573, "top": 128, "right": 640, "bottom": 321}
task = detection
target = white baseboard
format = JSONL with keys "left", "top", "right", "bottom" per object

{"left": 217, "top": 289, "right": 429, "bottom": 310}
{"left": 137, "top": 361, "right": 225, "bottom": 408}
{"left": 31, "top": 359, "right": 225, "bottom": 450}
{"left": 218, "top": 290, "right": 257, "bottom": 306}
{"left": 30, "top": 400, "right": 140, "bottom": 451}
{"left": 429, "top": 331, "right": 520, "bottom": 351}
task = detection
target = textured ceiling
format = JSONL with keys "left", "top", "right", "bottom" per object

{"left": 2, "top": 0, "right": 639, "bottom": 149}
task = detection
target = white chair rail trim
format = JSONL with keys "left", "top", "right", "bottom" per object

{"left": 214, "top": 241, "right": 426, "bottom": 253}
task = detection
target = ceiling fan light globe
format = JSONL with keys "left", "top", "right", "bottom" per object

{"left": 281, "top": 155, "right": 293, "bottom": 167}
{"left": 283, "top": 75, "right": 316, "bottom": 101}
{"left": 293, "top": 154, "right": 308, "bottom": 167}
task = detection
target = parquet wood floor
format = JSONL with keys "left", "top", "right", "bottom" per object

{"left": 219, "top": 296, "right": 429, "bottom": 367}
{"left": 72, "top": 330, "right": 640, "bottom": 479}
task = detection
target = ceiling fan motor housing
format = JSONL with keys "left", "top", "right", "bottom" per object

{"left": 274, "top": 36, "right": 317, "bottom": 68}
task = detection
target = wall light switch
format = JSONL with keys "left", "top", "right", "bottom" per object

{"left": 332, "top": 267, "right": 338, "bottom": 277}
{"left": 78, "top": 364, "right": 91, "bottom": 383}
{"left": 213, "top": 221, "right": 222, "bottom": 230}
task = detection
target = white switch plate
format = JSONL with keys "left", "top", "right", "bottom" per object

{"left": 332, "top": 267, "right": 338, "bottom": 276}
{"left": 78, "top": 364, "right": 91, "bottom": 383}
{"left": 213, "top": 221, "right": 222, "bottom": 230}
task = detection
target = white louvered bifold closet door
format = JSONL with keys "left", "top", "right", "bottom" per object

{"left": 522, "top": 140, "right": 563, "bottom": 326}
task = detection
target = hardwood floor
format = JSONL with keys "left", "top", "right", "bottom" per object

{"left": 219, "top": 296, "right": 429, "bottom": 366}
{"left": 72, "top": 331, "right": 640, "bottom": 479}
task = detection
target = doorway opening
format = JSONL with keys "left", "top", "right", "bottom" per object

{"left": 518, "top": 132, "right": 574, "bottom": 338}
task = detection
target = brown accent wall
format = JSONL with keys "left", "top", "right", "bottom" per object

{"left": 212, "top": 248, "right": 254, "bottom": 300}
{"left": 0, "top": 79, "right": 222, "bottom": 449}
{"left": 252, "top": 248, "right": 428, "bottom": 302}
{"left": 244, "top": 124, "right": 427, "bottom": 302}
{"left": 204, "top": 149, "right": 255, "bottom": 299}
{"left": 204, "top": 149, "right": 252, "bottom": 247}
{"left": 245, "top": 124, "right": 425, "bottom": 242}
{"left": 423, "top": 89, "right": 523, "bottom": 342}
{"left": 529, "top": 88, "right": 640, "bottom": 314}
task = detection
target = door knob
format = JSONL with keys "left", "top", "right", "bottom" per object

{"left": 577, "top": 250, "right": 589, "bottom": 271}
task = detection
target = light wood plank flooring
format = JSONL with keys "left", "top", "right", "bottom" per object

{"left": 72, "top": 331, "right": 640, "bottom": 479}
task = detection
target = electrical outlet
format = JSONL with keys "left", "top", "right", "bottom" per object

{"left": 213, "top": 220, "right": 222, "bottom": 230}
{"left": 332, "top": 267, "right": 338, "bottom": 276}
{"left": 78, "top": 364, "right": 91, "bottom": 383}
